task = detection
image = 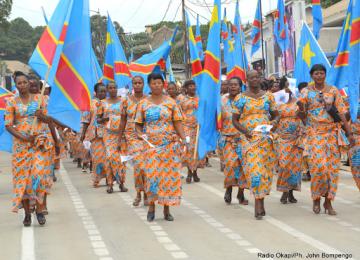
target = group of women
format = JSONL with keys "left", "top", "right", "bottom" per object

{"left": 5, "top": 63, "right": 360, "bottom": 226}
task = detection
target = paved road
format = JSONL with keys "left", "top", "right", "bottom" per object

{"left": 0, "top": 151, "right": 359, "bottom": 260}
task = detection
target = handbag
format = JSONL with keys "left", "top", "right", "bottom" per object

{"left": 319, "top": 91, "right": 341, "bottom": 123}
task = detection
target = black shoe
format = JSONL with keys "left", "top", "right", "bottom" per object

{"left": 36, "top": 212, "right": 46, "bottom": 225}
{"left": 147, "top": 211, "right": 155, "bottom": 222}
{"left": 106, "top": 186, "right": 113, "bottom": 194}
{"left": 164, "top": 213, "right": 174, "bottom": 221}
{"left": 23, "top": 214, "right": 32, "bottom": 227}
{"left": 224, "top": 187, "right": 232, "bottom": 204}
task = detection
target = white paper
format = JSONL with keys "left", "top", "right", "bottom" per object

{"left": 253, "top": 125, "right": 273, "bottom": 133}
{"left": 287, "top": 77, "right": 299, "bottom": 97}
{"left": 120, "top": 155, "right": 134, "bottom": 163}
{"left": 273, "top": 89, "right": 289, "bottom": 105}
{"left": 83, "top": 141, "right": 91, "bottom": 150}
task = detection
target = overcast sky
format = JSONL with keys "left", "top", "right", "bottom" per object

{"left": 10, "top": 0, "right": 277, "bottom": 33}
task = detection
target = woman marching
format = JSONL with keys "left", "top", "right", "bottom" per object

{"left": 98, "top": 82, "right": 128, "bottom": 193}
{"left": 80, "top": 83, "right": 108, "bottom": 187}
{"left": 180, "top": 80, "right": 203, "bottom": 183}
{"left": 297, "top": 64, "right": 354, "bottom": 215}
{"left": 222, "top": 77, "right": 248, "bottom": 205}
{"left": 232, "top": 70, "right": 278, "bottom": 220}
{"left": 119, "top": 76, "right": 148, "bottom": 206}
{"left": 135, "top": 73, "right": 187, "bottom": 222}
{"left": 5, "top": 73, "right": 55, "bottom": 226}
{"left": 350, "top": 105, "right": 360, "bottom": 191}
{"left": 275, "top": 81, "right": 303, "bottom": 204}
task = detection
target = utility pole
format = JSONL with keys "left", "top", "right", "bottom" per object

{"left": 182, "top": 0, "right": 190, "bottom": 79}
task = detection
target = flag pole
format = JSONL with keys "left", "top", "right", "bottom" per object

{"left": 193, "top": 124, "right": 200, "bottom": 160}
{"left": 31, "top": 66, "right": 51, "bottom": 133}
{"left": 259, "top": 0, "right": 266, "bottom": 76}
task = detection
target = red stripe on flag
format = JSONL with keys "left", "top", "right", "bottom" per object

{"left": 312, "top": 0, "right": 321, "bottom": 5}
{"left": 204, "top": 52, "right": 220, "bottom": 82}
{"left": 191, "top": 59, "right": 202, "bottom": 76}
{"left": 114, "top": 62, "right": 131, "bottom": 76}
{"left": 59, "top": 24, "right": 68, "bottom": 43}
{"left": 103, "top": 64, "right": 114, "bottom": 80}
{"left": 37, "top": 27, "right": 58, "bottom": 66}
{"left": 55, "top": 55, "right": 91, "bottom": 111}
{"left": 129, "top": 63, "right": 156, "bottom": 74}
{"left": 253, "top": 19, "right": 261, "bottom": 29}
{"left": 157, "top": 59, "right": 166, "bottom": 71}
{"left": 351, "top": 18, "right": 360, "bottom": 46}
{"left": 334, "top": 52, "right": 349, "bottom": 67}
{"left": 195, "top": 36, "right": 202, "bottom": 42}
{"left": 227, "top": 66, "right": 246, "bottom": 82}
{"left": 221, "top": 31, "right": 228, "bottom": 40}
{"left": 252, "top": 32, "right": 261, "bottom": 45}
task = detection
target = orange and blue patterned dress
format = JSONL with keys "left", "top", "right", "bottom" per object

{"left": 102, "top": 99, "right": 127, "bottom": 185}
{"left": 82, "top": 98, "right": 107, "bottom": 185}
{"left": 220, "top": 95, "right": 247, "bottom": 189}
{"left": 232, "top": 92, "right": 277, "bottom": 199}
{"left": 180, "top": 95, "right": 204, "bottom": 171}
{"left": 5, "top": 94, "right": 54, "bottom": 212}
{"left": 135, "top": 96, "right": 183, "bottom": 206}
{"left": 275, "top": 101, "right": 303, "bottom": 192}
{"left": 350, "top": 119, "right": 360, "bottom": 191}
{"left": 298, "top": 85, "right": 348, "bottom": 200}
{"left": 121, "top": 95, "right": 147, "bottom": 192}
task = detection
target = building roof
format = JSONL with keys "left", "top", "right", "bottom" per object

{"left": 3, "top": 60, "right": 31, "bottom": 74}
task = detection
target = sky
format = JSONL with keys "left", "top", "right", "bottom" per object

{"left": 10, "top": 0, "right": 277, "bottom": 33}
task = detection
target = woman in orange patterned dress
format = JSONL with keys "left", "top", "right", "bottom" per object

{"left": 297, "top": 64, "right": 354, "bottom": 215}
{"left": 98, "top": 82, "right": 128, "bottom": 194}
{"left": 5, "top": 73, "right": 54, "bottom": 226}
{"left": 81, "top": 83, "right": 108, "bottom": 187}
{"left": 180, "top": 80, "right": 203, "bottom": 183}
{"left": 350, "top": 107, "right": 360, "bottom": 191}
{"left": 119, "top": 76, "right": 148, "bottom": 206}
{"left": 232, "top": 70, "right": 279, "bottom": 220}
{"left": 135, "top": 73, "right": 187, "bottom": 222}
{"left": 222, "top": 77, "right": 248, "bottom": 205}
{"left": 275, "top": 87, "right": 303, "bottom": 204}
{"left": 167, "top": 82, "right": 178, "bottom": 100}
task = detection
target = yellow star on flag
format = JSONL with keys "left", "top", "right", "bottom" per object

{"left": 209, "top": 4, "right": 219, "bottom": 29}
{"left": 302, "top": 41, "right": 315, "bottom": 68}
{"left": 106, "top": 32, "right": 113, "bottom": 45}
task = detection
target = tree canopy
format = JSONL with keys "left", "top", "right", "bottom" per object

{"left": 0, "top": 0, "right": 12, "bottom": 29}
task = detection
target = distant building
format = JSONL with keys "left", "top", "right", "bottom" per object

{"left": 245, "top": 0, "right": 347, "bottom": 77}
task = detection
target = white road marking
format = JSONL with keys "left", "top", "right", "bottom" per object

{"left": 60, "top": 163, "right": 113, "bottom": 260}
{"left": 21, "top": 213, "right": 35, "bottom": 260}
{"left": 181, "top": 199, "right": 266, "bottom": 258}
{"left": 118, "top": 193, "right": 188, "bottom": 259}
{"left": 196, "top": 181, "right": 346, "bottom": 255}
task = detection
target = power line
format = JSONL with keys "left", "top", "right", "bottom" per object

{"left": 185, "top": 5, "right": 210, "bottom": 21}
{"left": 172, "top": 2, "right": 182, "bottom": 22}
{"left": 160, "top": 0, "right": 174, "bottom": 22}
{"left": 124, "top": 0, "right": 145, "bottom": 25}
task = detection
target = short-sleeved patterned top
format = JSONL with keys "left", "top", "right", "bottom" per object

{"left": 102, "top": 98, "right": 122, "bottom": 133}
{"left": 221, "top": 94, "right": 238, "bottom": 136}
{"left": 180, "top": 95, "right": 198, "bottom": 128}
{"left": 298, "top": 85, "right": 346, "bottom": 126}
{"left": 5, "top": 94, "right": 49, "bottom": 137}
{"left": 81, "top": 98, "right": 104, "bottom": 140}
{"left": 121, "top": 95, "right": 146, "bottom": 140}
{"left": 176, "top": 94, "right": 186, "bottom": 106}
{"left": 276, "top": 102, "right": 302, "bottom": 138}
{"left": 135, "top": 96, "right": 183, "bottom": 146}
{"left": 232, "top": 92, "right": 276, "bottom": 132}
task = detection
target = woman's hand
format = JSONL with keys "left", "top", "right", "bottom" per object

{"left": 348, "top": 134, "right": 355, "bottom": 147}
{"left": 22, "top": 135, "right": 35, "bottom": 144}
{"left": 35, "top": 109, "right": 49, "bottom": 123}
{"left": 244, "top": 130, "right": 252, "bottom": 139}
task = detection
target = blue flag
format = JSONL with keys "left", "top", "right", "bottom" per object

{"left": 0, "top": 87, "right": 13, "bottom": 153}
{"left": 294, "top": 22, "right": 330, "bottom": 85}
{"left": 197, "top": 0, "right": 221, "bottom": 159}
{"left": 251, "top": 0, "right": 262, "bottom": 57}
{"left": 312, "top": 0, "right": 323, "bottom": 39}
{"left": 274, "top": 0, "right": 290, "bottom": 52}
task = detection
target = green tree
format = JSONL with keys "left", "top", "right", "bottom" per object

{"left": 0, "top": 18, "right": 44, "bottom": 62}
{"left": 0, "top": 0, "right": 12, "bottom": 29}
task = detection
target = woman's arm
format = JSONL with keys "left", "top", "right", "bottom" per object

{"left": 232, "top": 113, "right": 252, "bottom": 139}
{"left": 135, "top": 122, "right": 144, "bottom": 139}
{"left": 6, "top": 126, "right": 34, "bottom": 143}
{"left": 174, "top": 121, "right": 186, "bottom": 140}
